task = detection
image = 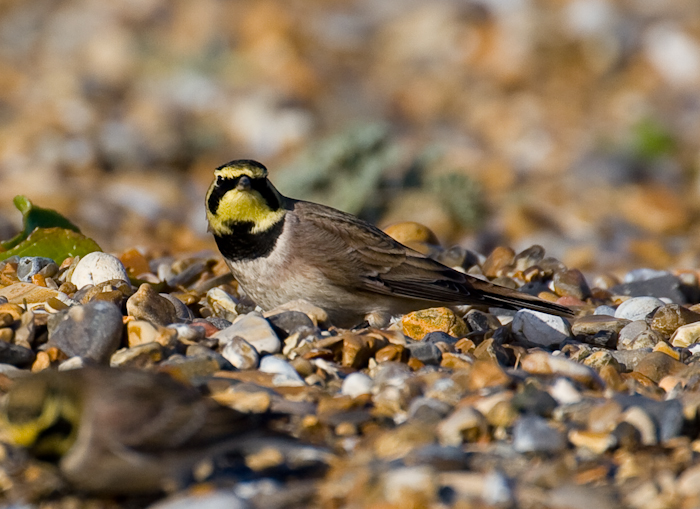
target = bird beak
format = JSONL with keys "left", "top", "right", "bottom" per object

{"left": 236, "top": 176, "right": 252, "bottom": 191}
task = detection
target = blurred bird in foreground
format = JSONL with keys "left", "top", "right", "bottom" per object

{"left": 206, "top": 159, "right": 573, "bottom": 327}
{"left": 0, "top": 367, "right": 285, "bottom": 494}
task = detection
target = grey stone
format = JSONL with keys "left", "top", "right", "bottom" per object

{"left": 614, "top": 394, "right": 684, "bottom": 443}
{"left": 594, "top": 305, "right": 617, "bottom": 316}
{"left": 422, "top": 331, "right": 460, "bottom": 345}
{"left": 512, "top": 415, "right": 566, "bottom": 453}
{"left": 611, "top": 275, "right": 690, "bottom": 304}
{"left": 126, "top": 283, "right": 178, "bottom": 326}
{"left": 17, "top": 257, "right": 58, "bottom": 282}
{"left": 49, "top": 301, "right": 123, "bottom": 363}
{"left": 512, "top": 309, "right": 572, "bottom": 346}
{"left": 0, "top": 341, "right": 34, "bottom": 367}
{"left": 406, "top": 342, "right": 442, "bottom": 365}
{"left": 511, "top": 385, "right": 558, "bottom": 417}
{"left": 408, "top": 397, "right": 452, "bottom": 423}
{"left": 464, "top": 309, "right": 500, "bottom": 333}
{"left": 610, "top": 349, "right": 653, "bottom": 371}
{"left": 160, "top": 293, "right": 194, "bottom": 322}
{"left": 267, "top": 311, "right": 315, "bottom": 338}
{"left": 617, "top": 320, "right": 663, "bottom": 350}
{"left": 215, "top": 313, "right": 280, "bottom": 355}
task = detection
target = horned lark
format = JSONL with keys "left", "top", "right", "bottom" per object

{"left": 0, "top": 367, "right": 273, "bottom": 494}
{"left": 205, "top": 159, "right": 573, "bottom": 328}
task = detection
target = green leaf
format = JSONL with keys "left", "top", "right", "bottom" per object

{"left": 0, "top": 227, "right": 101, "bottom": 264}
{"left": 1, "top": 196, "right": 81, "bottom": 250}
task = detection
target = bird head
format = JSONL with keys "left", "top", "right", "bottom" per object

{"left": 205, "top": 160, "right": 286, "bottom": 236}
{"left": 0, "top": 373, "right": 82, "bottom": 462}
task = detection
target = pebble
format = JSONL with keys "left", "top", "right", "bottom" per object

{"left": 206, "top": 287, "right": 239, "bottom": 322}
{"left": 185, "top": 345, "right": 232, "bottom": 370}
{"left": 342, "top": 332, "right": 387, "bottom": 368}
{"left": 610, "top": 349, "right": 652, "bottom": 371}
{"left": 267, "top": 311, "right": 315, "bottom": 338}
{"left": 215, "top": 312, "right": 281, "bottom": 355}
{"left": 406, "top": 342, "right": 442, "bottom": 365}
{"left": 611, "top": 275, "right": 687, "bottom": 304}
{"left": 127, "top": 283, "right": 178, "bottom": 326}
{"left": 383, "top": 221, "right": 439, "bottom": 246}
{"left": 70, "top": 252, "right": 131, "bottom": 289}
{"left": 571, "top": 315, "right": 629, "bottom": 339}
{"left": 464, "top": 309, "right": 501, "bottom": 332}
{"left": 512, "top": 415, "right": 566, "bottom": 453}
{"left": 382, "top": 466, "right": 436, "bottom": 506}
{"left": 147, "top": 491, "right": 250, "bottom": 509}
{"left": 614, "top": 296, "right": 665, "bottom": 321}
{"left": 482, "top": 246, "right": 515, "bottom": 278}
{"left": 465, "top": 360, "right": 510, "bottom": 390}
{"left": 221, "top": 336, "right": 260, "bottom": 370}
{"left": 408, "top": 397, "right": 452, "bottom": 424}
{"left": 633, "top": 351, "right": 685, "bottom": 383}
{"left": 617, "top": 320, "right": 663, "bottom": 350}
{"left": 58, "top": 356, "right": 86, "bottom": 371}
{"left": 594, "top": 305, "right": 617, "bottom": 315}
{"left": 511, "top": 309, "right": 572, "bottom": 346}
{"left": 263, "top": 299, "right": 328, "bottom": 327}
{"left": 259, "top": 355, "right": 305, "bottom": 386}
{"left": 341, "top": 372, "right": 373, "bottom": 398}
{"left": 437, "top": 406, "right": 488, "bottom": 446}
{"left": 0, "top": 282, "right": 60, "bottom": 305}
{"left": 401, "top": 307, "right": 467, "bottom": 339}
{"left": 521, "top": 351, "right": 600, "bottom": 386}
{"left": 127, "top": 320, "right": 177, "bottom": 348}
{"left": 670, "top": 321, "right": 700, "bottom": 347}
{"left": 17, "top": 257, "right": 58, "bottom": 282}
{"left": 422, "top": 331, "right": 460, "bottom": 346}
{"left": 110, "top": 342, "right": 163, "bottom": 368}
{"left": 168, "top": 323, "right": 205, "bottom": 343}
{"left": 375, "top": 344, "right": 406, "bottom": 363}
{"left": 160, "top": 293, "right": 194, "bottom": 322}
{"left": 48, "top": 301, "right": 123, "bottom": 363}
{"left": 615, "top": 394, "right": 684, "bottom": 443}
{"left": 0, "top": 341, "right": 35, "bottom": 367}
{"left": 650, "top": 304, "right": 700, "bottom": 336}
{"left": 552, "top": 268, "right": 591, "bottom": 300}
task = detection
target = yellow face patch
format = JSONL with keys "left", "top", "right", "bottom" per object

{"left": 206, "top": 161, "right": 286, "bottom": 235}
{"left": 208, "top": 187, "right": 285, "bottom": 235}
{"left": 1, "top": 394, "right": 78, "bottom": 456}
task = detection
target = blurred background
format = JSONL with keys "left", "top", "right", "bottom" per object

{"left": 0, "top": 0, "right": 699, "bottom": 276}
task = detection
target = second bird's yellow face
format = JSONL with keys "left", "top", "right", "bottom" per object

{"left": 205, "top": 160, "right": 286, "bottom": 236}
{"left": 1, "top": 376, "right": 81, "bottom": 460}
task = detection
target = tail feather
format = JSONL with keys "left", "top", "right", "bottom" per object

{"left": 469, "top": 279, "right": 575, "bottom": 317}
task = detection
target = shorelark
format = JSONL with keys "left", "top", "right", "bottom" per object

{"left": 206, "top": 159, "right": 573, "bottom": 328}
{"left": 0, "top": 367, "right": 273, "bottom": 494}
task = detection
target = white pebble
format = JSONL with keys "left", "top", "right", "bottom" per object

{"left": 259, "top": 356, "right": 304, "bottom": 386}
{"left": 511, "top": 309, "right": 572, "bottom": 346}
{"left": 70, "top": 252, "right": 131, "bottom": 289}
{"left": 341, "top": 372, "right": 373, "bottom": 398}
{"left": 214, "top": 313, "right": 280, "bottom": 355}
{"left": 614, "top": 297, "right": 664, "bottom": 321}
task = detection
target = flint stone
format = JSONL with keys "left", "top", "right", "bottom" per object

{"left": 49, "top": 301, "right": 123, "bottom": 363}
